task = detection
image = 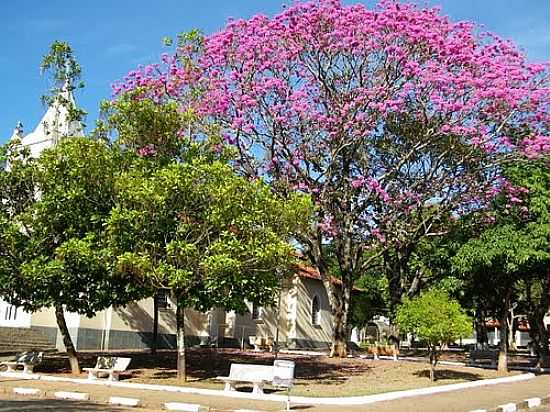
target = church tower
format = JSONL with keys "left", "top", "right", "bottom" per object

{"left": 8, "top": 88, "right": 83, "bottom": 159}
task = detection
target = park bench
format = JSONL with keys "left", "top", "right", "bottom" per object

{"left": 83, "top": 356, "right": 132, "bottom": 381}
{"left": 248, "top": 335, "right": 274, "bottom": 352}
{"left": 0, "top": 351, "right": 43, "bottom": 373}
{"left": 468, "top": 349, "right": 498, "bottom": 368}
{"left": 217, "top": 360, "right": 295, "bottom": 396}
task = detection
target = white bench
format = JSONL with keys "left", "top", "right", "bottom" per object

{"left": 216, "top": 360, "right": 295, "bottom": 396}
{"left": 0, "top": 351, "right": 43, "bottom": 374}
{"left": 216, "top": 363, "right": 274, "bottom": 394}
{"left": 83, "top": 356, "right": 131, "bottom": 381}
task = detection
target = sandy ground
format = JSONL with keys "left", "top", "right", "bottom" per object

{"left": 22, "top": 349, "right": 516, "bottom": 397}
{"left": 1, "top": 373, "right": 550, "bottom": 411}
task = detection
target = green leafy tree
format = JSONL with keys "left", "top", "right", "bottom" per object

{"left": 107, "top": 159, "right": 311, "bottom": 381}
{"left": 453, "top": 159, "right": 550, "bottom": 370}
{"left": 0, "top": 138, "right": 148, "bottom": 374}
{"left": 396, "top": 289, "right": 472, "bottom": 381}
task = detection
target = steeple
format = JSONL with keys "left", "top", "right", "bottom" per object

{"left": 12, "top": 88, "right": 83, "bottom": 159}
{"left": 9, "top": 121, "right": 23, "bottom": 142}
{"left": 38, "top": 87, "right": 83, "bottom": 144}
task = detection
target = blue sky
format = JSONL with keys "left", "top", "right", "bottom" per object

{"left": 1, "top": 0, "right": 549, "bottom": 144}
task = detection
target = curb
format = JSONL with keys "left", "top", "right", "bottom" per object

{"left": 163, "top": 402, "right": 201, "bottom": 411}
{"left": 54, "top": 391, "right": 90, "bottom": 401}
{"left": 109, "top": 396, "right": 141, "bottom": 407}
{"left": 469, "top": 393, "right": 550, "bottom": 412}
{"left": 12, "top": 387, "right": 42, "bottom": 397}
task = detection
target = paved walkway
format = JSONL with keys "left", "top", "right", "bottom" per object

{"left": 2, "top": 374, "right": 550, "bottom": 411}
{"left": 0, "top": 396, "right": 137, "bottom": 411}
{"left": 325, "top": 374, "right": 550, "bottom": 412}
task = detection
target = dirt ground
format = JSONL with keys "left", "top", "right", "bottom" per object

{"left": 23, "top": 348, "right": 518, "bottom": 397}
{"left": 2, "top": 372, "right": 550, "bottom": 412}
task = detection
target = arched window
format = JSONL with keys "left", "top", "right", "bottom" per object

{"left": 311, "top": 295, "right": 321, "bottom": 326}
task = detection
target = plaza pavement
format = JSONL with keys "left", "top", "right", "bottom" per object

{"left": 1, "top": 374, "right": 550, "bottom": 411}
{"left": 0, "top": 397, "right": 138, "bottom": 412}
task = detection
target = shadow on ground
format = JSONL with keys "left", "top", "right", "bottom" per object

{"left": 34, "top": 349, "right": 373, "bottom": 384}
{"left": 413, "top": 369, "right": 483, "bottom": 381}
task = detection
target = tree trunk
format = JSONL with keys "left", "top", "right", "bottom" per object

{"left": 527, "top": 310, "right": 550, "bottom": 368}
{"left": 384, "top": 250, "right": 410, "bottom": 315}
{"left": 307, "top": 234, "right": 352, "bottom": 358}
{"left": 329, "top": 295, "right": 348, "bottom": 357}
{"left": 536, "top": 316, "right": 550, "bottom": 369}
{"left": 54, "top": 304, "right": 80, "bottom": 374}
{"left": 475, "top": 307, "right": 488, "bottom": 349}
{"left": 525, "top": 278, "right": 550, "bottom": 369}
{"left": 428, "top": 345, "right": 438, "bottom": 381}
{"left": 176, "top": 303, "right": 186, "bottom": 382}
{"left": 507, "top": 308, "right": 517, "bottom": 352}
{"left": 497, "top": 292, "right": 510, "bottom": 373}
{"left": 385, "top": 254, "right": 403, "bottom": 315}
{"left": 152, "top": 293, "right": 159, "bottom": 355}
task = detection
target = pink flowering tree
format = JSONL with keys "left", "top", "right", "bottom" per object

{"left": 114, "top": 1, "right": 549, "bottom": 356}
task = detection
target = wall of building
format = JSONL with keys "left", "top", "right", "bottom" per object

{"left": 74, "top": 297, "right": 213, "bottom": 351}
{"left": 0, "top": 299, "right": 31, "bottom": 329}
{"left": 231, "top": 276, "right": 332, "bottom": 350}
{"left": 19, "top": 275, "right": 334, "bottom": 352}
{"left": 292, "top": 278, "right": 332, "bottom": 349}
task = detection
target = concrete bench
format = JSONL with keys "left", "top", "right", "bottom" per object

{"left": 216, "top": 360, "right": 296, "bottom": 396}
{"left": 0, "top": 351, "right": 43, "bottom": 374}
{"left": 216, "top": 363, "right": 274, "bottom": 394}
{"left": 83, "top": 356, "right": 131, "bottom": 381}
{"left": 248, "top": 336, "right": 274, "bottom": 352}
{"left": 469, "top": 349, "right": 498, "bottom": 367}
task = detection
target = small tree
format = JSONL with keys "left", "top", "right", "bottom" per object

{"left": 396, "top": 289, "right": 472, "bottom": 381}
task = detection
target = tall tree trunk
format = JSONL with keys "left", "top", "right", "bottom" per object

{"left": 307, "top": 234, "right": 352, "bottom": 358}
{"left": 323, "top": 277, "right": 349, "bottom": 358}
{"left": 384, "top": 250, "right": 409, "bottom": 315}
{"left": 497, "top": 291, "right": 511, "bottom": 373}
{"left": 329, "top": 252, "right": 354, "bottom": 358}
{"left": 54, "top": 304, "right": 80, "bottom": 374}
{"left": 152, "top": 293, "right": 159, "bottom": 355}
{"left": 176, "top": 302, "right": 186, "bottom": 382}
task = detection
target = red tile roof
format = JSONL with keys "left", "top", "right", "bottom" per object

{"left": 294, "top": 264, "right": 362, "bottom": 291}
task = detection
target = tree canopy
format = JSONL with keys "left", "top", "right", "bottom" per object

{"left": 0, "top": 138, "right": 148, "bottom": 373}
{"left": 106, "top": 156, "right": 311, "bottom": 380}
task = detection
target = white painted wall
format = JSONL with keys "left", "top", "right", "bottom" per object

{"left": 0, "top": 299, "right": 31, "bottom": 328}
